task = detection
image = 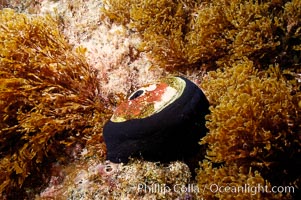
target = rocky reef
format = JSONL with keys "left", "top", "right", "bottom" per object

{"left": 0, "top": 0, "right": 300, "bottom": 199}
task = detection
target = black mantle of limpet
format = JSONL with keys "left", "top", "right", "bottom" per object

{"left": 103, "top": 76, "right": 210, "bottom": 164}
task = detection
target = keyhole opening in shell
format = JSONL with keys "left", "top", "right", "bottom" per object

{"left": 129, "top": 89, "right": 144, "bottom": 100}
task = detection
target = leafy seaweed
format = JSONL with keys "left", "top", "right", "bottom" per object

{"left": 200, "top": 59, "right": 301, "bottom": 199}
{"left": 0, "top": 9, "right": 110, "bottom": 197}
{"left": 102, "top": 0, "right": 301, "bottom": 71}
